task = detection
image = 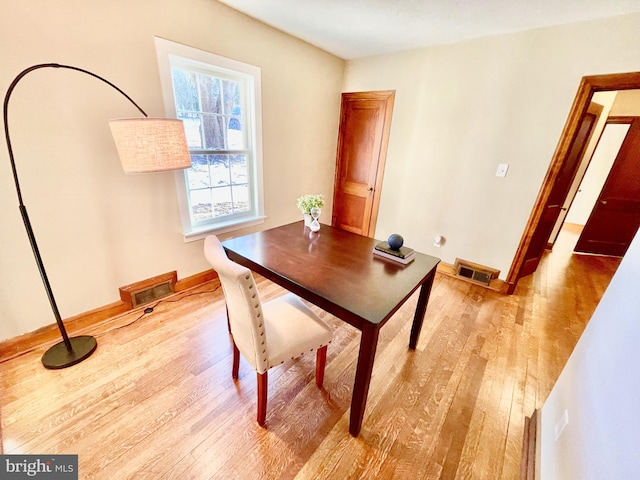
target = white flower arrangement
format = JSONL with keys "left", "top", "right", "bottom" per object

{"left": 296, "top": 193, "right": 325, "bottom": 214}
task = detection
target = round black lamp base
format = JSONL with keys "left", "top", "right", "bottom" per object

{"left": 41, "top": 335, "right": 97, "bottom": 369}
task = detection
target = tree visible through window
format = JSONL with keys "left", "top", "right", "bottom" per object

{"left": 173, "top": 68, "right": 250, "bottom": 223}
{"left": 155, "top": 37, "right": 264, "bottom": 239}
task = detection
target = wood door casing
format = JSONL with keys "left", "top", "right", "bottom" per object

{"left": 332, "top": 91, "right": 395, "bottom": 237}
{"left": 517, "top": 105, "right": 600, "bottom": 278}
{"left": 574, "top": 118, "right": 640, "bottom": 256}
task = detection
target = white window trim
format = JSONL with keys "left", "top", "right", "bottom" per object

{"left": 154, "top": 37, "right": 265, "bottom": 242}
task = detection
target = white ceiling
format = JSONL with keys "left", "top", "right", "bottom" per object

{"left": 217, "top": 0, "right": 640, "bottom": 59}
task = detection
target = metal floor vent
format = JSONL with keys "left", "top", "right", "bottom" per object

{"left": 132, "top": 281, "right": 174, "bottom": 307}
{"left": 119, "top": 271, "right": 178, "bottom": 308}
{"left": 454, "top": 259, "right": 499, "bottom": 286}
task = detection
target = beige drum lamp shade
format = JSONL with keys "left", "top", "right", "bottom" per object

{"left": 109, "top": 118, "right": 192, "bottom": 173}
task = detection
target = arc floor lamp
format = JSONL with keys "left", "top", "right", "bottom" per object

{"left": 3, "top": 63, "right": 192, "bottom": 369}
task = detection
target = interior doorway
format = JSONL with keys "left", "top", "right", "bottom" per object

{"left": 506, "top": 72, "right": 640, "bottom": 293}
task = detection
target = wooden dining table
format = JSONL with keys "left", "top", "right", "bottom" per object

{"left": 222, "top": 221, "right": 440, "bottom": 436}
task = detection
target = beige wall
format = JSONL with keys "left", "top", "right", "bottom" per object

{"left": 610, "top": 88, "right": 640, "bottom": 115}
{"left": 344, "top": 13, "right": 640, "bottom": 278}
{"left": 0, "top": 0, "right": 344, "bottom": 340}
{"left": 3, "top": 2, "right": 640, "bottom": 343}
{"left": 539, "top": 228, "right": 640, "bottom": 479}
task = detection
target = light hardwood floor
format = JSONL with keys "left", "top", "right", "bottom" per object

{"left": 0, "top": 226, "right": 621, "bottom": 479}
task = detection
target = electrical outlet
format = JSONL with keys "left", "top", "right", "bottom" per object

{"left": 554, "top": 409, "right": 569, "bottom": 441}
{"left": 496, "top": 163, "right": 509, "bottom": 177}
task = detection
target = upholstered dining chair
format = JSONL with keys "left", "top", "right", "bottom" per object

{"left": 204, "top": 235, "right": 333, "bottom": 426}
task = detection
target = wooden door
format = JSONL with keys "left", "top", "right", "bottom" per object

{"left": 518, "top": 106, "right": 600, "bottom": 277}
{"left": 332, "top": 91, "right": 394, "bottom": 237}
{"left": 548, "top": 102, "right": 604, "bottom": 246}
{"left": 574, "top": 118, "right": 640, "bottom": 256}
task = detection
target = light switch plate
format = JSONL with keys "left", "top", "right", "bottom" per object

{"left": 496, "top": 163, "right": 509, "bottom": 177}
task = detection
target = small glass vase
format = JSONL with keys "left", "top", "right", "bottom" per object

{"left": 309, "top": 207, "right": 321, "bottom": 232}
{"left": 304, "top": 213, "right": 312, "bottom": 227}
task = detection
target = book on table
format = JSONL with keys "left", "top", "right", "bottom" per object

{"left": 372, "top": 247, "right": 416, "bottom": 265}
{"left": 374, "top": 241, "right": 414, "bottom": 259}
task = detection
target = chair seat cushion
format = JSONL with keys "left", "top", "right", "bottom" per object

{"left": 261, "top": 293, "right": 333, "bottom": 369}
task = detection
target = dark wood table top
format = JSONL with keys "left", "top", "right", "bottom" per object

{"left": 222, "top": 221, "right": 440, "bottom": 330}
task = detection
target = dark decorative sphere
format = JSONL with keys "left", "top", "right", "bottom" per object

{"left": 387, "top": 233, "right": 404, "bottom": 250}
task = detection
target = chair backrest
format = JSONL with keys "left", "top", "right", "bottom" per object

{"left": 204, "top": 235, "right": 268, "bottom": 373}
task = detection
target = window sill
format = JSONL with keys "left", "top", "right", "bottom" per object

{"left": 183, "top": 215, "right": 266, "bottom": 243}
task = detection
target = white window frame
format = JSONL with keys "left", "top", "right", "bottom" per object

{"left": 154, "top": 37, "right": 265, "bottom": 242}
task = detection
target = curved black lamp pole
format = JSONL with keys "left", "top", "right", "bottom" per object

{"left": 3, "top": 63, "right": 148, "bottom": 369}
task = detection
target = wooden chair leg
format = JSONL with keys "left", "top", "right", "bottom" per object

{"left": 232, "top": 340, "right": 240, "bottom": 380}
{"left": 315, "top": 345, "right": 328, "bottom": 387}
{"left": 257, "top": 371, "right": 268, "bottom": 427}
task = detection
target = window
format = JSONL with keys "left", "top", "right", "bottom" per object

{"left": 155, "top": 38, "right": 264, "bottom": 241}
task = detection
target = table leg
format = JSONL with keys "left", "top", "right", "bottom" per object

{"left": 409, "top": 272, "right": 436, "bottom": 350}
{"left": 349, "top": 324, "right": 380, "bottom": 436}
